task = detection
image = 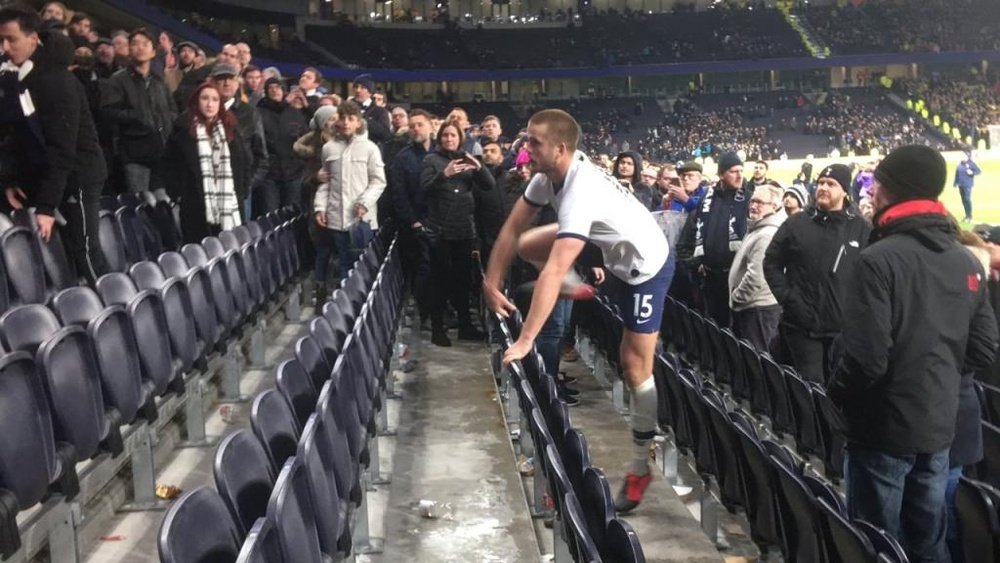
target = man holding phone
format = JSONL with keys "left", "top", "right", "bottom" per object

{"left": 659, "top": 161, "right": 705, "bottom": 212}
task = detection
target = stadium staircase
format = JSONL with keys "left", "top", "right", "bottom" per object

{"left": 781, "top": 7, "right": 830, "bottom": 59}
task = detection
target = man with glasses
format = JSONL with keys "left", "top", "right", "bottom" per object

{"left": 659, "top": 161, "right": 705, "bottom": 212}
{"left": 728, "top": 183, "right": 785, "bottom": 354}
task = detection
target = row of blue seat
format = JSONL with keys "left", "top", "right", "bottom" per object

{"left": 0, "top": 204, "right": 309, "bottom": 562}
{"left": 491, "top": 311, "right": 646, "bottom": 563}
{"left": 575, "top": 296, "right": 910, "bottom": 563}
{"left": 158, "top": 229, "right": 403, "bottom": 562}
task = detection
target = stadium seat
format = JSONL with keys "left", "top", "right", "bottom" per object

{"left": 201, "top": 237, "right": 227, "bottom": 260}
{"left": 157, "top": 486, "right": 242, "bottom": 563}
{"left": 813, "top": 387, "right": 846, "bottom": 481}
{"left": 853, "top": 519, "right": 909, "bottom": 563}
{"left": 213, "top": 429, "right": 275, "bottom": 535}
{"left": 563, "top": 491, "right": 601, "bottom": 563}
{"left": 562, "top": 429, "right": 591, "bottom": 495}
{"left": 783, "top": 368, "right": 823, "bottom": 456}
{"left": 267, "top": 458, "right": 325, "bottom": 563}
{"left": 979, "top": 421, "right": 1000, "bottom": 489}
{"left": 604, "top": 517, "right": 646, "bottom": 563}
{"left": 298, "top": 415, "right": 348, "bottom": 558}
{"left": 251, "top": 389, "right": 300, "bottom": 472}
{"left": 115, "top": 206, "right": 149, "bottom": 264}
{"left": 580, "top": 466, "right": 615, "bottom": 551}
{"left": 181, "top": 243, "right": 210, "bottom": 269}
{"left": 315, "top": 381, "right": 362, "bottom": 506}
{"left": 11, "top": 208, "right": 77, "bottom": 292}
{"left": 276, "top": 358, "right": 319, "bottom": 427}
{"left": 1, "top": 226, "right": 47, "bottom": 306}
{"left": 96, "top": 272, "right": 139, "bottom": 305}
{"left": 295, "top": 335, "right": 332, "bottom": 392}
{"left": 760, "top": 354, "right": 794, "bottom": 437}
{"left": 129, "top": 261, "right": 202, "bottom": 371}
{"left": 98, "top": 210, "right": 128, "bottom": 273}
{"left": 309, "top": 316, "right": 343, "bottom": 368}
{"left": 767, "top": 443, "right": 825, "bottom": 562}
{"left": 955, "top": 476, "right": 1000, "bottom": 563}
{"left": 816, "top": 497, "right": 878, "bottom": 563}
{"left": 0, "top": 304, "right": 61, "bottom": 353}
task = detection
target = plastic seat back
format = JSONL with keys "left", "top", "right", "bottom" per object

{"left": 956, "top": 477, "right": 1000, "bottom": 563}
{"left": 182, "top": 243, "right": 211, "bottom": 269}
{"left": 98, "top": 210, "right": 128, "bottom": 273}
{"left": 128, "top": 290, "right": 180, "bottom": 396}
{"left": 12, "top": 208, "right": 77, "bottom": 292}
{"left": 201, "top": 237, "right": 227, "bottom": 260}
{"left": 84, "top": 305, "right": 146, "bottom": 424}
{"left": 580, "top": 466, "right": 615, "bottom": 550}
{"left": 36, "top": 326, "right": 108, "bottom": 461}
{"left": 236, "top": 518, "right": 281, "bottom": 563}
{"left": 115, "top": 207, "right": 147, "bottom": 264}
{"left": 96, "top": 273, "right": 139, "bottom": 306}
{"left": 0, "top": 352, "right": 59, "bottom": 509}
{"left": 276, "top": 358, "right": 318, "bottom": 428}
{"left": 251, "top": 389, "right": 300, "bottom": 472}
{"left": 563, "top": 491, "right": 601, "bottom": 563}
{"left": 157, "top": 487, "right": 242, "bottom": 563}
{"left": 213, "top": 429, "right": 275, "bottom": 535}
{"left": 604, "top": 517, "right": 646, "bottom": 563}
{"left": 817, "top": 498, "right": 877, "bottom": 563}
{"left": 298, "top": 416, "right": 345, "bottom": 558}
{"left": 295, "top": 336, "right": 332, "bottom": 392}
{"left": 0, "top": 304, "right": 61, "bottom": 353}
{"left": 267, "top": 459, "right": 324, "bottom": 563}
{"left": 158, "top": 251, "right": 191, "bottom": 280}
{"left": 2, "top": 226, "right": 47, "bottom": 305}
{"left": 219, "top": 231, "right": 242, "bottom": 253}
{"left": 308, "top": 316, "right": 341, "bottom": 368}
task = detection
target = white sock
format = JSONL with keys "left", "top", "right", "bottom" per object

{"left": 629, "top": 376, "right": 657, "bottom": 475}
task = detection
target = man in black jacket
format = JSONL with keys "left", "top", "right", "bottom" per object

{"left": 102, "top": 28, "right": 176, "bottom": 195}
{"left": 763, "top": 164, "right": 870, "bottom": 383}
{"left": 212, "top": 63, "right": 267, "bottom": 219}
{"left": 677, "top": 151, "right": 752, "bottom": 327}
{"left": 0, "top": 7, "right": 107, "bottom": 279}
{"left": 172, "top": 40, "right": 209, "bottom": 108}
{"left": 388, "top": 108, "right": 434, "bottom": 323}
{"left": 351, "top": 73, "right": 391, "bottom": 146}
{"left": 256, "top": 77, "right": 307, "bottom": 215}
{"left": 828, "top": 145, "right": 998, "bottom": 563}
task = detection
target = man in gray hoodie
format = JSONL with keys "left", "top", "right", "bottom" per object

{"left": 729, "top": 183, "right": 785, "bottom": 354}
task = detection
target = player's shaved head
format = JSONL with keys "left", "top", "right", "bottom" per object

{"left": 528, "top": 109, "right": 580, "bottom": 152}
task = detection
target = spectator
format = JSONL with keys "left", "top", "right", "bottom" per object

{"left": 678, "top": 152, "right": 751, "bottom": 327}
{"left": 102, "top": 28, "right": 177, "bottom": 195}
{"left": 445, "top": 107, "right": 482, "bottom": 156}
{"left": 313, "top": 102, "right": 386, "bottom": 300}
{"left": 800, "top": 155, "right": 814, "bottom": 186}
{"left": 93, "top": 37, "right": 118, "bottom": 79}
{"left": 294, "top": 105, "right": 337, "bottom": 210}
{"left": 0, "top": 13, "right": 108, "bottom": 280}
{"left": 390, "top": 106, "right": 408, "bottom": 135}
{"left": 39, "top": 2, "right": 67, "bottom": 24}
{"left": 172, "top": 40, "right": 209, "bottom": 107}
{"left": 163, "top": 82, "right": 248, "bottom": 243}
{"left": 111, "top": 31, "right": 128, "bottom": 60}
{"left": 351, "top": 73, "right": 392, "bottom": 145}
{"left": 612, "top": 151, "right": 653, "bottom": 210}
{"left": 389, "top": 108, "right": 435, "bottom": 325}
{"left": 750, "top": 159, "right": 769, "bottom": 187}
{"left": 783, "top": 184, "right": 808, "bottom": 216}
{"left": 728, "top": 183, "right": 784, "bottom": 355}
{"left": 242, "top": 64, "right": 264, "bottom": 106}
{"left": 256, "top": 77, "right": 307, "bottom": 215}
{"left": 474, "top": 139, "right": 508, "bottom": 262}
{"left": 661, "top": 161, "right": 705, "bottom": 213}
{"left": 217, "top": 43, "right": 241, "bottom": 72}
{"left": 211, "top": 62, "right": 267, "bottom": 218}
{"left": 67, "top": 12, "right": 91, "bottom": 44}
{"left": 954, "top": 150, "right": 982, "bottom": 223}
{"left": 764, "top": 164, "right": 871, "bottom": 384}
{"left": 373, "top": 90, "right": 386, "bottom": 107}
{"left": 235, "top": 42, "right": 252, "bottom": 70}
{"left": 298, "top": 66, "right": 324, "bottom": 115}
{"left": 421, "top": 120, "right": 494, "bottom": 346}
{"left": 829, "top": 145, "right": 998, "bottom": 563}
{"left": 481, "top": 114, "right": 509, "bottom": 149}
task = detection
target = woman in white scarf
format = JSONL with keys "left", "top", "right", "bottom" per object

{"left": 164, "top": 82, "right": 249, "bottom": 244}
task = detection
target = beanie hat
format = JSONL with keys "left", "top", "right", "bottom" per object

{"left": 311, "top": 106, "right": 337, "bottom": 132}
{"left": 784, "top": 185, "right": 809, "bottom": 208}
{"left": 352, "top": 73, "right": 375, "bottom": 93}
{"left": 515, "top": 150, "right": 530, "bottom": 167}
{"left": 816, "top": 164, "right": 853, "bottom": 193}
{"left": 874, "top": 144, "right": 947, "bottom": 201}
{"left": 717, "top": 151, "right": 743, "bottom": 175}
{"left": 263, "top": 77, "right": 283, "bottom": 91}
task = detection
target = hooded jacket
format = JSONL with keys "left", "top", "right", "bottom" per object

{"left": 314, "top": 130, "right": 386, "bottom": 231}
{"left": 828, "top": 201, "right": 998, "bottom": 455}
{"left": 420, "top": 148, "right": 496, "bottom": 241}
{"left": 763, "top": 204, "right": 872, "bottom": 337}
{"left": 729, "top": 210, "right": 785, "bottom": 311}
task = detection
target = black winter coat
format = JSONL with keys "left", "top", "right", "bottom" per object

{"left": 764, "top": 205, "right": 872, "bottom": 337}
{"left": 162, "top": 116, "right": 249, "bottom": 244}
{"left": 388, "top": 141, "right": 430, "bottom": 228}
{"left": 228, "top": 98, "right": 268, "bottom": 186}
{"left": 828, "top": 206, "right": 998, "bottom": 455}
{"left": 257, "top": 98, "right": 307, "bottom": 183}
{"left": 420, "top": 150, "right": 496, "bottom": 241}
{"left": 102, "top": 67, "right": 176, "bottom": 164}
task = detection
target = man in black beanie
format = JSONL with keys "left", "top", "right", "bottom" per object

{"left": 764, "top": 163, "right": 870, "bottom": 384}
{"left": 828, "top": 145, "right": 998, "bottom": 563}
{"left": 677, "top": 151, "right": 752, "bottom": 327}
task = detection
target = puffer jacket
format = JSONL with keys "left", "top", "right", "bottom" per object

{"left": 314, "top": 131, "right": 386, "bottom": 231}
{"left": 420, "top": 149, "right": 496, "bottom": 241}
{"left": 729, "top": 210, "right": 785, "bottom": 311}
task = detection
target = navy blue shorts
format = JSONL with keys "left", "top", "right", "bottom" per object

{"left": 614, "top": 254, "right": 674, "bottom": 334}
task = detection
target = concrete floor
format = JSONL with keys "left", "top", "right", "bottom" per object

{"left": 373, "top": 335, "right": 540, "bottom": 563}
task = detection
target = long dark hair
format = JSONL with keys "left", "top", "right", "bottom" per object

{"left": 186, "top": 82, "right": 238, "bottom": 142}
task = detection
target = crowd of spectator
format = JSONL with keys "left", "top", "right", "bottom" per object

{"left": 801, "top": 0, "right": 1000, "bottom": 55}
{"left": 898, "top": 73, "right": 1000, "bottom": 144}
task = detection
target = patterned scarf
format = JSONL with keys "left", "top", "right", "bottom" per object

{"left": 196, "top": 122, "right": 241, "bottom": 230}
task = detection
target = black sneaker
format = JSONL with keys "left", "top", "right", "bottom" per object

{"left": 560, "top": 392, "right": 580, "bottom": 407}
{"left": 559, "top": 385, "right": 580, "bottom": 397}
{"left": 557, "top": 371, "right": 578, "bottom": 384}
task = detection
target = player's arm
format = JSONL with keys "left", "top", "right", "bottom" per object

{"left": 483, "top": 197, "right": 539, "bottom": 316}
{"left": 502, "top": 235, "right": 585, "bottom": 365}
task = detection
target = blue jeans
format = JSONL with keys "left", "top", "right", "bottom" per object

{"left": 945, "top": 466, "right": 963, "bottom": 563}
{"left": 845, "top": 447, "right": 951, "bottom": 563}
{"left": 958, "top": 185, "right": 973, "bottom": 220}
{"left": 314, "top": 228, "right": 352, "bottom": 284}
{"left": 537, "top": 299, "right": 573, "bottom": 377}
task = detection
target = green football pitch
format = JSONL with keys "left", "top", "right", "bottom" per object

{"left": 765, "top": 153, "right": 1000, "bottom": 227}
